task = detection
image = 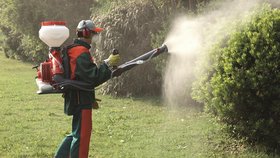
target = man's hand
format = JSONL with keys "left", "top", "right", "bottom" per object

{"left": 106, "top": 54, "right": 120, "bottom": 67}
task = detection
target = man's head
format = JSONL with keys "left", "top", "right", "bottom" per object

{"left": 76, "top": 20, "right": 103, "bottom": 43}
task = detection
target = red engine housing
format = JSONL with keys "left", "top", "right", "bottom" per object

{"left": 37, "top": 49, "right": 64, "bottom": 84}
{"left": 40, "top": 61, "right": 52, "bottom": 82}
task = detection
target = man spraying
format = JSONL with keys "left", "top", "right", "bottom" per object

{"left": 54, "top": 20, "right": 120, "bottom": 158}
{"left": 36, "top": 18, "right": 167, "bottom": 158}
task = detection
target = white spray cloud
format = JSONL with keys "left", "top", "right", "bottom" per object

{"left": 163, "top": 0, "right": 271, "bottom": 107}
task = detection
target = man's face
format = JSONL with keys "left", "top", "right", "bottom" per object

{"left": 91, "top": 32, "right": 100, "bottom": 43}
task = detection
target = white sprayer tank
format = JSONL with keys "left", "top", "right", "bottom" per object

{"left": 39, "top": 21, "right": 69, "bottom": 47}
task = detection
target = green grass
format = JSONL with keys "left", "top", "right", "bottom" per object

{"left": 0, "top": 53, "right": 273, "bottom": 157}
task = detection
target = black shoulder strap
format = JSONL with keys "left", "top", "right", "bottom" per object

{"left": 62, "top": 47, "right": 70, "bottom": 79}
{"left": 62, "top": 44, "right": 79, "bottom": 79}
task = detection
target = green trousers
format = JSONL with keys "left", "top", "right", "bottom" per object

{"left": 55, "top": 109, "right": 92, "bottom": 158}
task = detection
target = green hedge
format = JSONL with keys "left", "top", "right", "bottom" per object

{"left": 92, "top": 1, "right": 181, "bottom": 96}
{"left": 192, "top": 5, "right": 280, "bottom": 150}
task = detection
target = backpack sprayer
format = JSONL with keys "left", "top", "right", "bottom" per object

{"left": 34, "top": 21, "right": 168, "bottom": 94}
{"left": 34, "top": 21, "right": 69, "bottom": 94}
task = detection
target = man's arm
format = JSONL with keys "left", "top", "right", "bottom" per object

{"left": 75, "top": 53, "right": 112, "bottom": 87}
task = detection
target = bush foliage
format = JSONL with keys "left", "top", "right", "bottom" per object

{"left": 93, "top": 1, "right": 182, "bottom": 96}
{"left": 192, "top": 5, "right": 280, "bottom": 150}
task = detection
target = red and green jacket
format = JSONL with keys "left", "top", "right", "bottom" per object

{"left": 64, "top": 39, "right": 111, "bottom": 115}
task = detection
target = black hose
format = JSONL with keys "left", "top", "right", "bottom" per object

{"left": 111, "top": 44, "right": 168, "bottom": 77}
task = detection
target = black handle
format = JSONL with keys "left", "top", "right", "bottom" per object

{"left": 112, "top": 48, "right": 119, "bottom": 55}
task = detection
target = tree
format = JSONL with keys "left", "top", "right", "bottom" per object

{"left": 0, "top": 0, "right": 93, "bottom": 62}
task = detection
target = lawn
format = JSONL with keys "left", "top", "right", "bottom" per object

{"left": 0, "top": 53, "right": 271, "bottom": 157}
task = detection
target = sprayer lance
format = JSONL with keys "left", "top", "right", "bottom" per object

{"left": 112, "top": 44, "right": 168, "bottom": 77}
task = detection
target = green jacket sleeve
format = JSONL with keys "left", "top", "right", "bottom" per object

{"left": 75, "top": 53, "right": 112, "bottom": 87}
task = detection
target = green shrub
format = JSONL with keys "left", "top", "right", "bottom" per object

{"left": 93, "top": 1, "right": 180, "bottom": 96}
{"left": 192, "top": 4, "right": 280, "bottom": 150}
